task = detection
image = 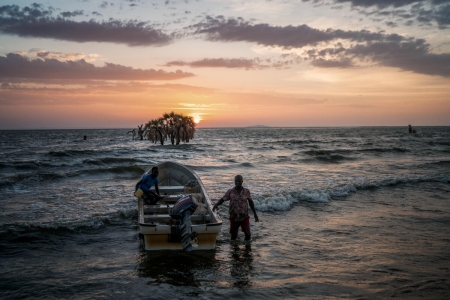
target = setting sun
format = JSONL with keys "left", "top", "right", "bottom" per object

{"left": 191, "top": 114, "right": 202, "bottom": 124}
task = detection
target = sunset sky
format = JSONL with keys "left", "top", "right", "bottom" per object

{"left": 0, "top": 0, "right": 449, "bottom": 129}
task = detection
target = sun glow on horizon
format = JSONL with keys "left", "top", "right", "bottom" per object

{"left": 191, "top": 114, "right": 202, "bottom": 124}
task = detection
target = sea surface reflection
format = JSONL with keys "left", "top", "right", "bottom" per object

{"left": 134, "top": 239, "right": 256, "bottom": 293}
{"left": 136, "top": 250, "right": 219, "bottom": 287}
{"left": 230, "top": 243, "right": 254, "bottom": 288}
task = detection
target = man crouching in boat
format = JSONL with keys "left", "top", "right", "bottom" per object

{"left": 213, "top": 175, "right": 259, "bottom": 243}
{"left": 135, "top": 166, "right": 163, "bottom": 204}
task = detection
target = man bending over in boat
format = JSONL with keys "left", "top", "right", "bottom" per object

{"left": 135, "top": 166, "right": 163, "bottom": 204}
{"left": 213, "top": 175, "right": 259, "bottom": 243}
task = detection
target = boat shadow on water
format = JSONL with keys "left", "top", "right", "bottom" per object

{"left": 135, "top": 240, "right": 255, "bottom": 289}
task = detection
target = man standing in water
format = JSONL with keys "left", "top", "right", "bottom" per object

{"left": 213, "top": 175, "right": 259, "bottom": 242}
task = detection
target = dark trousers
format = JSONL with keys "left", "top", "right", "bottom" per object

{"left": 142, "top": 191, "right": 160, "bottom": 205}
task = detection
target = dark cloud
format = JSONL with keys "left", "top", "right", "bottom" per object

{"left": 308, "top": 39, "right": 450, "bottom": 77}
{"left": 100, "top": 1, "right": 113, "bottom": 9}
{"left": 386, "top": 21, "right": 398, "bottom": 27}
{"left": 0, "top": 53, "right": 195, "bottom": 80}
{"left": 192, "top": 16, "right": 450, "bottom": 77}
{"left": 302, "top": 0, "right": 449, "bottom": 29}
{"left": 190, "top": 16, "right": 404, "bottom": 48}
{"left": 191, "top": 16, "right": 329, "bottom": 47}
{"left": 422, "top": 3, "right": 450, "bottom": 28}
{"left": 0, "top": 4, "right": 172, "bottom": 46}
{"left": 165, "top": 57, "right": 301, "bottom": 69}
{"left": 60, "top": 10, "right": 84, "bottom": 18}
{"left": 340, "top": 0, "right": 450, "bottom": 29}
{"left": 166, "top": 58, "right": 265, "bottom": 69}
{"left": 23, "top": 49, "right": 91, "bottom": 61}
{"left": 311, "top": 58, "right": 354, "bottom": 68}
{"left": 334, "top": 0, "right": 425, "bottom": 8}
{"left": 334, "top": 0, "right": 449, "bottom": 8}
{"left": 346, "top": 40, "right": 450, "bottom": 77}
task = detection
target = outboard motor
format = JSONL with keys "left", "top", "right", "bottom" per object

{"left": 169, "top": 195, "right": 198, "bottom": 251}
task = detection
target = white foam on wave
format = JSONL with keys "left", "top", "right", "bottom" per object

{"left": 255, "top": 190, "right": 330, "bottom": 212}
{"left": 253, "top": 172, "right": 450, "bottom": 212}
{"left": 255, "top": 195, "right": 295, "bottom": 212}
{"left": 296, "top": 190, "right": 331, "bottom": 203}
{"left": 7, "top": 208, "right": 138, "bottom": 231}
{"left": 329, "top": 184, "right": 357, "bottom": 197}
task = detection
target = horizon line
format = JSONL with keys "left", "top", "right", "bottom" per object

{"left": 0, "top": 125, "right": 448, "bottom": 130}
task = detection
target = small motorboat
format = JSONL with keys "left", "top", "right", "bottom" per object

{"left": 136, "top": 161, "right": 222, "bottom": 251}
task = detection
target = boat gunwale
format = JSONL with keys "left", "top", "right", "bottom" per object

{"left": 138, "top": 160, "right": 222, "bottom": 226}
{"left": 139, "top": 221, "right": 223, "bottom": 227}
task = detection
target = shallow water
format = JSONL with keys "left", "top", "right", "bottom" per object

{"left": 0, "top": 127, "right": 449, "bottom": 299}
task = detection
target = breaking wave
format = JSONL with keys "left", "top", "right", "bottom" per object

{"left": 0, "top": 165, "right": 146, "bottom": 187}
{"left": 255, "top": 173, "right": 450, "bottom": 212}
{"left": 0, "top": 209, "right": 137, "bottom": 241}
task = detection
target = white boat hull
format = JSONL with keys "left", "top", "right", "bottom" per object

{"left": 137, "top": 161, "right": 222, "bottom": 251}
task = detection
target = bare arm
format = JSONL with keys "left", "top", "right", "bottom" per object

{"left": 248, "top": 198, "right": 259, "bottom": 222}
{"left": 213, "top": 198, "right": 224, "bottom": 211}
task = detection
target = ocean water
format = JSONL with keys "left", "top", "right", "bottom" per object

{"left": 0, "top": 127, "right": 449, "bottom": 299}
